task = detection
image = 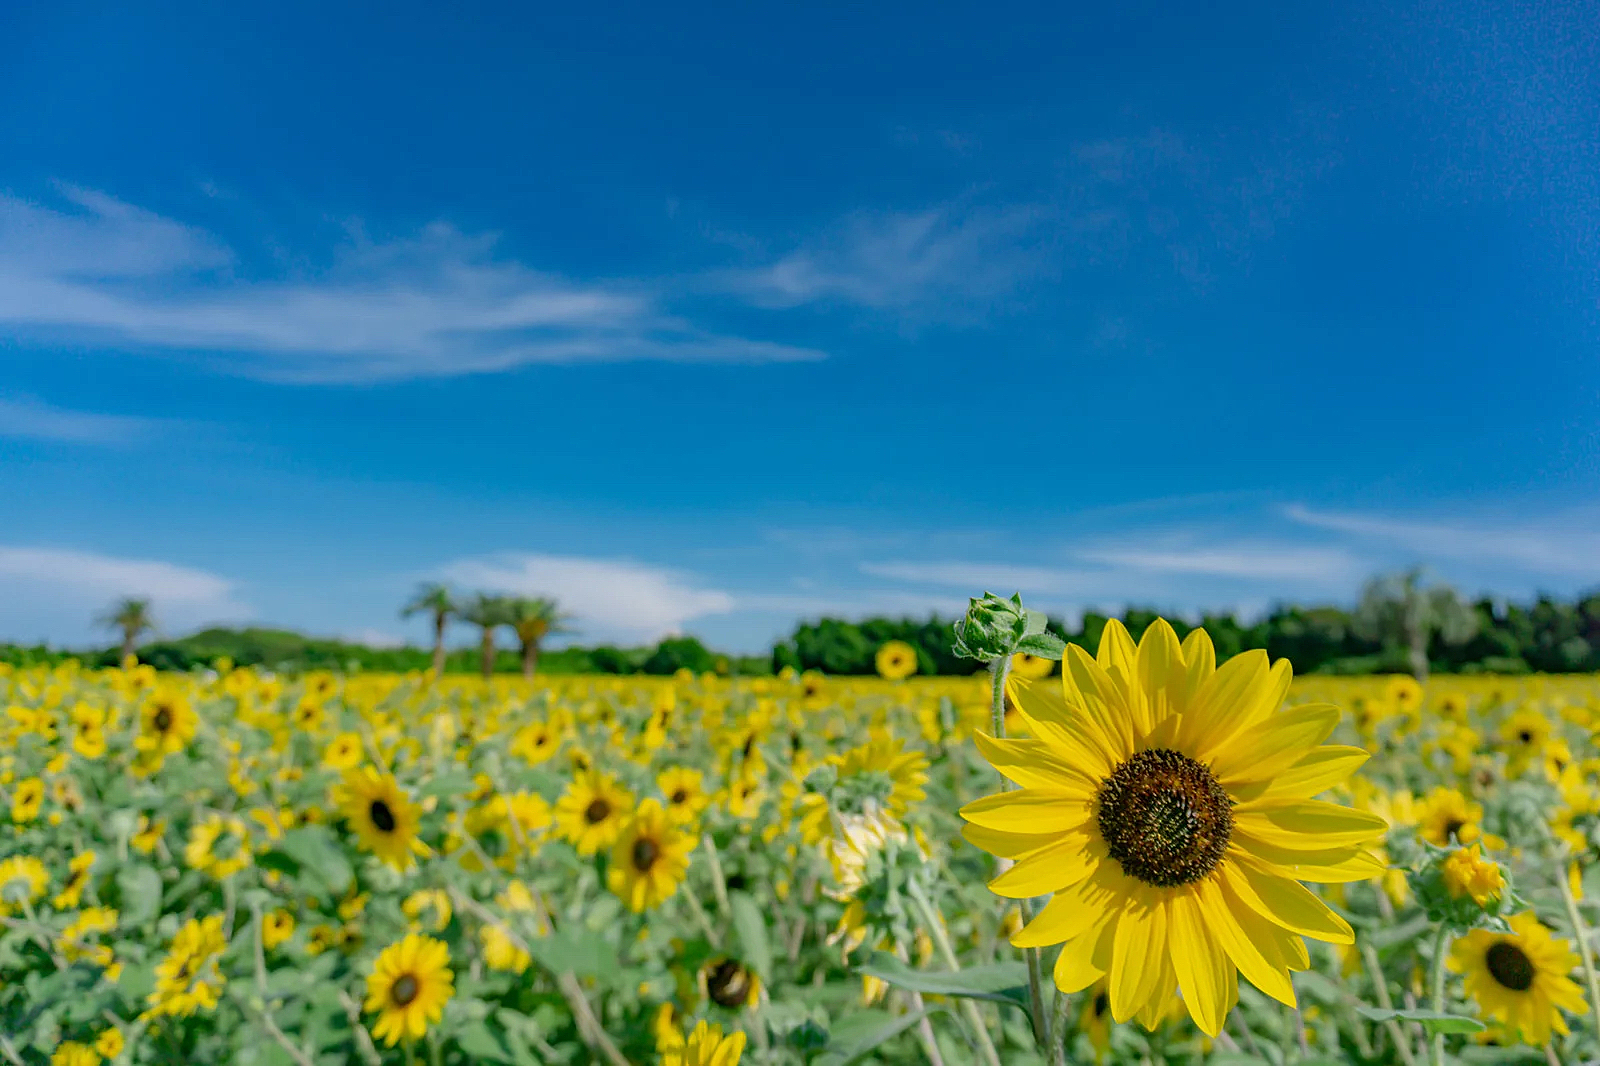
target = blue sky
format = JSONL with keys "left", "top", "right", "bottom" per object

{"left": 2, "top": 0, "right": 1598, "bottom": 652}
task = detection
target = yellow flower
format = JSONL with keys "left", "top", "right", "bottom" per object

{"left": 606, "top": 799, "right": 695, "bottom": 912}
{"left": 323, "top": 732, "right": 364, "bottom": 770}
{"left": 553, "top": 770, "right": 633, "bottom": 856}
{"left": 53, "top": 851, "right": 96, "bottom": 909}
{"left": 1419, "top": 787, "right": 1484, "bottom": 847}
{"left": 0, "top": 855, "right": 48, "bottom": 914}
{"left": 335, "top": 768, "right": 430, "bottom": 871}
{"left": 261, "top": 909, "right": 295, "bottom": 949}
{"left": 702, "top": 958, "right": 762, "bottom": 1010}
{"left": 185, "top": 815, "right": 253, "bottom": 880}
{"left": 72, "top": 726, "right": 107, "bottom": 760}
{"left": 480, "top": 923, "right": 531, "bottom": 973}
{"left": 364, "top": 934, "right": 454, "bottom": 1046}
{"left": 136, "top": 691, "right": 198, "bottom": 757}
{"left": 50, "top": 1042, "right": 99, "bottom": 1066}
{"left": 143, "top": 914, "right": 227, "bottom": 1020}
{"left": 402, "top": 888, "right": 453, "bottom": 933}
{"left": 1441, "top": 846, "right": 1503, "bottom": 906}
{"left": 658, "top": 767, "right": 711, "bottom": 825}
{"left": 131, "top": 816, "right": 165, "bottom": 854}
{"left": 510, "top": 719, "right": 561, "bottom": 765}
{"left": 961, "top": 619, "right": 1384, "bottom": 1036}
{"left": 1011, "top": 652, "right": 1056, "bottom": 680}
{"left": 874, "top": 640, "right": 918, "bottom": 681}
{"left": 662, "top": 1019, "right": 748, "bottom": 1066}
{"left": 1450, "top": 912, "right": 1586, "bottom": 1045}
{"left": 94, "top": 1028, "right": 124, "bottom": 1059}
{"left": 58, "top": 906, "right": 118, "bottom": 972}
{"left": 11, "top": 776, "right": 43, "bottom": 823}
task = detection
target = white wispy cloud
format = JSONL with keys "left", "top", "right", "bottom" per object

{"left": 439, "top": 553, "right": 736, "bottom": 642}
{"left": 1284, "top": 504, "right": 1600, "bottom": 579}
{"left": 0, "top": 394, "right": 167, "bottom": 445}
{"left": 1074, "top": 544, "right": 1364, "bottom": 583}
{"left": 720, "top": 204, "right": 1047, "bottom": 313}
{"left": 0, "top": 546, "right": 251, "bottom": 643}
{"left": 0, "top": 187, "right": 823, "bottom": 383}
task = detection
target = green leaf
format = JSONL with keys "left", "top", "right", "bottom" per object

{"left": 858, "top": 952, "right": 1030, "bottom": 1009}
{"left": 454, "top": 1022, "right": 515, "bottom": 1063}
{"left": 729, "top": 890, "right": 773, "bottom": 982}
{"left": 815, "top": 1008, "right": 944, "bottom": 1066}
{"left": 277, "top": 826, "right": 354, "bottom": 897}
{"left": 1365, "top": 912, "right": 1432, "bottom": 950}
{"left": 1014, "top": 632, "right": 1067, "bottom": 660}
{"left": 1357, "top": 1007, "right": 1486, "bottom": 1034}
{"left": 526, "top": 928, "right": 619, "bottom": 979}
{"left": 115, "top": 864, "right": 162, "bottom": 926}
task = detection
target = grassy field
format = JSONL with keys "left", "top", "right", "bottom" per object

{"left": 3, "top": 635, "right": 1599, "bottom": 1065}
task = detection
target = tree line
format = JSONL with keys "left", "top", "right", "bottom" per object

{"left": 7, "top": 572, "right": 1598, "bottom": 678}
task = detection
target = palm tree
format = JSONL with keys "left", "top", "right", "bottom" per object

{"left": 97, "top": 597, "right": 155, "bottom": 662}
{"left": 1354, "top": 568, "right": 1479, "bottom": 681}
{"left": 458, "top": 593, "right": 512, "bottom": 679}
{"left": 401, "top": 582, "right": 457, "bottom": 676}
{"left": 505, "top": 597, "right": 574, "bottom": 678}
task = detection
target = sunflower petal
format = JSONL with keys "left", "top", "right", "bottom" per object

{"left": 987, "top": 834, "right": 1099, "bottom": 898}
{"left": 1168, "top": 887, "right": 1229, "bottom": 1036}
{"left": 1053, "top": 920, "right": 1113, "bottom": 993}
{"left": 1230, "top": 831, "right": 1389, "bottom": 882}
{"left": 960, "top": 822, "right": 1063, "bottom": 861}
{"left": 960, "top": 790, "right": 1090, "bottom": 833}
{"left": 1225, "top": 855, "right": 1355, "bottom": 945}
{"left": 1235, "top": 801, "right": 1388, "bottom": 849}
{"left": 973, "top": 732, "right": 1097, "bottom": 795}
{"left": 1237, "top": 746, "right": 1371, "bottom": 803}
{"left": 1110, "top": 895, "right": 1168, "bottom": 1022}
{"left": 1011, "top": 868, "right": 1118, "bottom": 947}
{"left": 1210, "top": 703, "right": 1342, "bottom": 785}
{"left": 1198, "top": 874, "right": 1296, "bottom": 1005}
{"left": 1136, "top": 617, "right": 1187, "bottom": 727}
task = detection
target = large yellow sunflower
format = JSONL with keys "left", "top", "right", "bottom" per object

{"left": 1450, "top": 911, "right": 1586, "bottom": 1045}
{"left": 607, "top": 799, "right": 695, "bottom": 912}
{"left": 364, "top": 933, "right": 454, "bottom": 1046}
{"left": 875, "top": 640, "right": 918, "bottom": 681}
{"left": 961, "top": 618, "right": 1385, "bottom": 1036}
{"left": 553, "top": 770, "right": 633, "bottom": 856}
{"left": 662, "top": 1019, "right": 747, "bottom": 1066}
{"left": 336, "top": 768, "right": 430, "bottom": 871}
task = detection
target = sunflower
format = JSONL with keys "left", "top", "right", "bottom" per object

{"left": 50, "top": 1043, "right": 98, "bottom": 1066}
{"left": 11, "top": 777, "right": 43, "bottom": 823}
{"left": 364, "top": 933, "right": 455, "bottom": 1046}
{"left": 1011, "top": 652, "right": 1056, "bottom": 680}
{"left": 658, "top": 767, "right": 711, "bottom": 824}
{"left": 185, "top": 814, "right": 253, "bottom": 880}
{"left": 52, "top": 851, "right": 96, "bottom": 909}
{"left": 136, "top": 691, "right": 198, "bottom": 757}
{"left": 480, "top": 923, "right": 532, "bottom": 973}
{"left": 1441, "top": 845, "right": 1503, "bottom": 907}
{"left": 510, "top": 719, "right": 561, "bottom": 765}
{"left": 0, "top": 856, "right": 48, "bottom": 914}
{"left": 702, "top": 957, "right": 762, "bottom": 1009}
{"left": 662, "top": 1019, "right": 748, "bottom": 1066}
{"left": 553, "top": 771, "right": 633, "bottom": 856}
{"left": 262, "top": 909, "right": 295, "bottom": 950}
{"left": 1499, "top": 709, "right": 1551, "bottom": 774}
{"left": 961, "top": 618, "right": 1385, "bottom": 1036}
{"left": 875, "top": 641, "right": 918, "bottom": 681}
{"left": 143, "top": 914, "right": 227, "bottom": 1020}
{"left": 1449, "top": 912, "right": 1586, "bottom": 1045}
{"left": 323, "top": 732, "right": 364, "bottom": 770}
{"left": 94, "top": 1028, "right": 124, "bottom": 1059}
{"left": 336, "top": 768, "right": 430, "bottom": 871}
{"left": 607, "top": 799, "right": 695, "bottom": 912}
{"left": 1419, "top": 786, "right": 1485, "bottom": 847}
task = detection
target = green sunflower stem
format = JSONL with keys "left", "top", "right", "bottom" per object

{"left": 986, "top": 652, "right": 1062, "bottom": 1065}
{"left": 1553, "top": 852, "right": 1600, "bottom": 1042}
{"left": 1428, "top": 923, "right": 1451, "bottom": 1066}
{"left": 906, "top": 880, "right": 1003, "bottom": 1066}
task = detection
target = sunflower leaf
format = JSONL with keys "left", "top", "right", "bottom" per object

{"left": 1015, "top": 632, "right": 1067, "bottom": 660}
{"left": 525, "top": 928, "right": 620, "bottom": 980}
{"left": 857, "top": 951, "right": 1030, "bottom": 1009}
{"left": 115, "top": 863, "right": 163, "bottom": 926}
{"left": 1357, "top": 1007, "right": 1486, "bottom": 1034}
{"left": 730, "top": 890, "right": 773, "bottom": 982}
{"left": 814, "top": 1007, "right": 950, "bottom": 1066}
{"left": 275, "top": 826, "right": 353, "bottom": 898}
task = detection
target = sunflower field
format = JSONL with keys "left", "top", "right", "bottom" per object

{"left": 6, "top": 609, "right": 1600, "bottom": 1066}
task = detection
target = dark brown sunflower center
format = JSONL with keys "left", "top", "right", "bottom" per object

{"left": 707, "top": 959, "right": 752, "bottom": 1006}
{"left": 1486, "top": 941, "right": 1535, "bottom": 992}
{"left": 584, "top": 799, "right": 611, "bottom": 824}
{"left": 1443, "top": 819, "right": 1465, "bottom": 842}
{"left": 390, "top": 973, "right": 420, "bottom": 1006}
{"left": 1518, "top": 731, "right": 1532, "bottom": 745}
{"left": 1097, "top": 748, "right": 1233, "bottom": 888}
{"left": 369, "top": 799, "right": 397, "bottom": 833}
{"left": 153, "top": 708, "right": 173, "bottom": 732}
{"left": 631, "top": 837, "right": 660, "bottom": 871}
{"left": 670, "top": 789, "right": 689, "bottom": 805}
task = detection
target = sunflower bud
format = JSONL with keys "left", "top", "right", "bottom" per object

{"left": 1411, "top": 841, "right": 1518, "bottom": 929}
{"left": 952, "top": 592, "right": 1065, "bottom": 664}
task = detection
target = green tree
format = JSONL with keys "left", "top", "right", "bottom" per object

{"left": 504, "top": 596, "right": 573, "bottom": 678}
{"left": 459, "top": 593, "right": 513, "bottom": 679}
{"left": 1354, "top": 569, "right": 1479, "bottom": 680}
{"left": 400, "top": 582, "right": 457, "bottom": 676}
{"left": 97, "top": 597, "right": 155, "bottom": 662}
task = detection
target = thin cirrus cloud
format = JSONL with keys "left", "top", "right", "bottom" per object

{"left": 0, "top": 186, "right": 824, "bottom": 383}
{"left": 0, "top": 393, "right": 168, "bottom": 445}
{"left": 1283, "top": 504, "right": 1600, "bottom": 580}
{"left": 438, "top": 552, "right": 737, "bottom": 643}
{"left": 718, "top": 204, "right": 1048, "bottom": 314}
